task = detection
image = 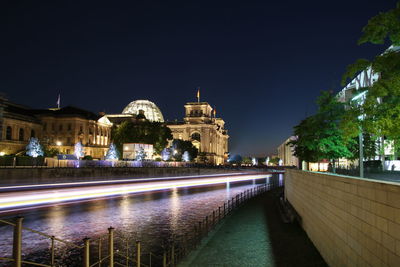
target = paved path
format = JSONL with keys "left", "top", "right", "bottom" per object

{"left": 180, "top": 189, "right": 327, "bottom": 267}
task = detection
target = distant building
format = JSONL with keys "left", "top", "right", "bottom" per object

{"left": 100, "top": 98, "right": 229, "bottom": 165}
{"left": 277, "top": 136, "right": 299, "bottom": 167}
{"left": 122, "top": 143, "right": 154, "bottom": 160}
{"left": 34, "top": 106, "right": 112, "bottom": 158}
{"left": 0, "top": 95, "right": 42, "bottom": 155}
{"left": 0, "top": 95, "right": 111, "bottom": 158}
{"left": 167, "top": 102, "right": 229, "bottom": 165}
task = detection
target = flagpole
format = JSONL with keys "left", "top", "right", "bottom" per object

{"left": 57, "top": 94, "right": 60, "bottom": 109}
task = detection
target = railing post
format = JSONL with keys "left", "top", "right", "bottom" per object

{"left": 13, "top": 216, "right": 23, "bottom": 267}
{"left": 213, "top": 210, "right": 215, "bottom": 226}
{"left": 136, "top": 241, "right": 141, "bottom": 267}
{"left": 218, "top": 206, "right": 221, "bottom": 220}
{"left": 171, "top": 244, "right": 175, "bottom": 266}
{"left": 205, "top": 216, "right": 208, "bottom": 233}
{"left": 108, "top": 227, "right": 114, "bottom": 267}
{"left": 198, "top": 221, "right": 202, "bottom": 238}
{"left": 51, "top": 236, "right": 55, "bottom": 267}
{"left": 223, "top": 203, "right": 226, "bottom": 216}
{"left": 149, "top": 252, "right": 152, "bottom": 267}
{"left": 163, "top": 251, "right": 167, "bottom": 267}
{"left": 83, "top": 237, "right": 90, "bottom": 267}
{"left": 98, "top": 238, "right": 102, "bottom": 267}
{"left": 231, "top": 197, "right": 234, "bottom": 210}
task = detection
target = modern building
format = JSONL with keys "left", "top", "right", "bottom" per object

{"left": 336, "top": 45, "right": 400, "bottom": 168}
{"left": 277, "top": 136, "right": 299, "bottom": 167}
{"left": 122, "top": 143, "right": 154, "bottom": 160}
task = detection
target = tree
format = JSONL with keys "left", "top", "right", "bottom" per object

{"left": 242, "top": 157, "right": 252, "bottom": 165}
{"left": 74, "top": 142, "right": 84, "bottom": 159}
{"left": 314, "top": 91, "right": 354, "bottom": 167}
{"left": 105, "top": 143, "right": 120, "bottom": 160}
{"left": 112, "top": 121, "right": 173, "bottom": 154}
{"left": 198, "top": 152, "right": 209, "bottom": 164}
{"left": 347, "top": 134, "right": 378, "bottom": 160}
{"left": 357, "top": 2, "right": 400, "bottom": 46}
{"left": 290, "top": 91, "right": 354, "bottom": 171}
{"left": 268, "top": 157, "right": 280, "bottom": 166}
{"left": 26, "top": 137, "right": 44, "bottom": 158}
{"left": 341, "top": 2, "right": 400, "bottom": 161}
{"left": 161, "top": 148, "right": 172, "bottom": 161}
{"left": 171, "top": 139, "right": 198, "bottom": 161}
{"left": 135, "top": 146, "right": 147, "bottom": 161}
{"left": 182, "top": 151, "right": 190, "bottom": 162}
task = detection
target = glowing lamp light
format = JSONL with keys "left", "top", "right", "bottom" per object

{"left": 56, "top": 141, "right": 62, "bottom": 146}
{"left": 0, "top": 152, "right": 5, "bottom": 156}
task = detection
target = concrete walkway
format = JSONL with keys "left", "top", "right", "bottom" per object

{"left": 179, "top": 189, "right": 327, "bottom": 267}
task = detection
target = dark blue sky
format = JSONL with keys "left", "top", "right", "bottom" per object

{"left": 0, "top": 0, "right": 398, "bottom": 156}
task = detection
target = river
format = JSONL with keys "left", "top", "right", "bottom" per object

{"left": 0, "top": 173, "right": 282, "bottom": 266}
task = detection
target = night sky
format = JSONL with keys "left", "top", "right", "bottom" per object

{"left": 1, "top": 0, "right": 398, "bottom": 156}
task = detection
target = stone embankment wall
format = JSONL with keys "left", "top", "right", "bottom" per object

{"left": 0, "top": 167, "right": 243, "bottom": 185}
{"left": 285, "top": 169, "right": 400, "bottom": 266}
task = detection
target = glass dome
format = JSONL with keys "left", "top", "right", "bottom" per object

{"left": 122, "top": 100, "right": 164, "bottom": 122}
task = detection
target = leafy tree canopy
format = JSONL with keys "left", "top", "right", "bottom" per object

{"left": 358, "top": 2, "right": 400, "bottom": 46}
{"left": 341, "top": 2, "right": 400, "bottom": 145}
{"left": 171, "top": 139, "right": 198, "bottom": 161}
{"left": 112, "top": 120, "right": 173, "bottom": 154}
{"left": 290, "top": 91, "right": 354, "bottom": 163}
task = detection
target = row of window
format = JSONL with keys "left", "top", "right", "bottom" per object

{"left": 5, "top": 126, "right": 35, "bottom": 141}
{"left": 43, "top": 123, "right": 108, "bottom": 136}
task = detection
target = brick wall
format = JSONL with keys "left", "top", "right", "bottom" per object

{"left": 285, "top": 169, "right": 400, "bottom": 266}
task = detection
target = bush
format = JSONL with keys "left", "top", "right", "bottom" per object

{"left": 0, "top": 155, "right": 15, "bottom": 166}
{"left": 16, "top": 156, "right": 45, "bottom": 166}
{"left": 83, "top": 155, "right": 93, "bottom": 160}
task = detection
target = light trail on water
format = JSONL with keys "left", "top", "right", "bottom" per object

{"left": 0, "top": 174, "right": 271, "bottom": 211}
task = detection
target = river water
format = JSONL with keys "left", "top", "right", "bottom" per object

{"left": 0, "top": 174, "right": 282, "bottom": 266}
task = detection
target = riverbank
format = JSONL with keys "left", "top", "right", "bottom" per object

{"left": 179, "top": 188, "right": 326, "bottom": 267}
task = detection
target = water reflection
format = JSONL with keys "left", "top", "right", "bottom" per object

{"left": 0, "top": 174, "right": 278, "bottom": 258}
{"left": 170, "top": 188, "right": 180, "bottom": 231}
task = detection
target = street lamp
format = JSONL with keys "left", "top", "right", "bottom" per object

{"left": 351, "top": 90, "right": 367, "bottom": 178}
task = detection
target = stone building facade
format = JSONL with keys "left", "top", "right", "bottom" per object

{"left": 0, "top": 96, "right": 111, "bottom": 158}
{"left": 34, "top": 107, "right": 112, "bottom": 158}
{"left": 0, "top": 96, "right": 42, "bottom": 155}
{"left": 167, "top": 102, "right": 229, "bottom": 165}
{"left": 277, "top": 136, "right": 299, "bottom": 167}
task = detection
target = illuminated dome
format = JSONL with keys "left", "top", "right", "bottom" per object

{"left": 122, "top": 100, "right": 164, "bottom": 122}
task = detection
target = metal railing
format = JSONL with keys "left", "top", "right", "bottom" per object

{"left": 0, "top": 182, "right": 280, "bottom": 267}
